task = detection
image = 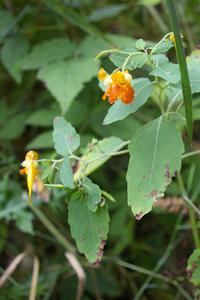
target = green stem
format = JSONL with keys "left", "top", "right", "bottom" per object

{"left": 177, "top": 173, "right": 200, "bottom": 248}
{"left": 165, "top": 0, "right": 193, "bottom": 141}
{"left": 30, "top": 205, "right": 75, "bottom": 253}
{"left": 188, "top": 207, "right": 200, "bottom": 249}
{"left": 182, "top": 150, "right": 200, "bottom": 159}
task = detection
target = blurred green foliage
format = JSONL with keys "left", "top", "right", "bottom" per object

{"left": 1, "top": 0, "right": 200, "bottom": 299}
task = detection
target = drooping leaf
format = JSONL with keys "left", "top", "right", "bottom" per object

{"left": 127, "top": 117, "right": 184, "bottom": 218}
{"left": 68, "top": 194, "right": 109, "bottom": 263}
{"left": 1, "top": 36, "right": 29, "bottom": 83}
{"left": 74, "top": 137, "right": 125, "bottom": 181}
{"left": 103, "top": 78, "right": 153, "bottom": 124}
{"left": 59, "top": 156, "right": 74, "bottom": 189}
{"left": 37, "top": 58, "right": 99, "bottom": 113}
{"left": 150, "top": 62, "right": 180, "bottom": 83}
{"left": 187, "top": 249, "right": 200, "bottom": 285}
{"left": 83, "top": 177, "right": 101, "bottom": 212}
{"left": 110, "top": 49, "right": 148, "bottom": 70}
{"left": 53, "top": 117, "right": 80, "bottom": 156}
{"left": 22, "top": 38, "right": 75, "bottom": 70}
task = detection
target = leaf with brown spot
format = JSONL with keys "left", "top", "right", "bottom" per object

{"left": 127, "top": 116, "right": 184, "bottom": 218}
{"left": 68, "top": 193, "right": 109, "bottom": 263}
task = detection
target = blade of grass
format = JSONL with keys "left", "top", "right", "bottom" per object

{"left": 165, "top": 0, "right": 193, "bottom": 141}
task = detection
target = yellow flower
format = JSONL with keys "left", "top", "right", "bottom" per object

{"left": 169, "top": 33, "right": 176, "bottom": 44}
{"left": 20, "top": 151, "right": 39, "bottom": 203}
{"left": 98, "top": 68, "right": 134, "bottom": 105}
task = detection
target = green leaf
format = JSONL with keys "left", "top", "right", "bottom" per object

{"left": 152, "top": 39, "right": 173, "bottom": 54}
{"left": 22, "top": 38, "right": 75, "bottom": 70}
{"left": 103, "top": 78, "right": 153, "bottom": 124}
{"left": 0, "top": 112, "right": 28, "bottom": 140}
{"left": 37, "top": 58, "right": 99, "bottom": 113}
{"left": 127, "top": 117, "right": 184, "bottom": 218}
{"left": 74, "top": 137, "right": 125, "bottom": 181}
{"left": 186, "top": 49, "right": 200, "bottom": 70}
{"left": 0, "top": 10, "right": 14, "bottom": 41}
{"left": 44, "top": 0, "right": 107, "bottom": 41}
{"left": 187, "top": 249, "right": 200, "bottom": 285}
{"left": 139, "top": 0, "right": 161, "bottom": 6}
{"left": 26, "top": 109, "right": 58, "bottom": 127}
{"left": 26, "top": 131, "right": 53, "bottom": 149}
{"left": 88, "top": 4, "right": 127, "bottom": 22}
{"left": 68, "top": 195, "right": 109, "bottom": 263}
{"left": 83, "top": 178, "right": 101, "bottom": 212}
{"left": 53, "top": 116, "right": 80, "bottom": 156}
{"left": 59, "top": 156, "right": 74, "bottom": 189}
{"left": 151, "top": 54, "right": 169, "bottom": 66}
{"left": 135, "top": 39, "right": 146, "bottom": 50}
{"left": 90, "top": 103, "right": 142, "bottom": 140}
{"left": 150, "top": 62, "right": 180, "bottom": 83}
{"left": 16, "top": 211, "right": 34, "bottom": 235}
{"left": 188, "top": 67, "right": 200, "bottom": 94}
{"left": 110, "top": 49, "right": 148, "bottom": 70}
{"left": 1, "top": 36, "right": 29, "bottom": 83}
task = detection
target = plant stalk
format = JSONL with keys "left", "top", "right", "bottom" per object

{"left": 31, "top": 205, "right": 75, "bottom": 253}
{"left": 165, "top": 0, "right": 193, "bottom": 141}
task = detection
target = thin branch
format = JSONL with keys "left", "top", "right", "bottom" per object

{"left": 0, "top": 252, "right": 27, "bottom": 288}
{"left": 29, "top": 256, "right": 40, "bottom": 300}
{"left": 65, "top": 252, "right": 86, "bottom": 300}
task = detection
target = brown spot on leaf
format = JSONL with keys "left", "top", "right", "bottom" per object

{"left": 135, "top": 212, "right": 144, "bottom": 220}
{"left": 150, "top": 190, "right": 158, "bottom": 198}
{"left": 93, "top": 240, "right": 106, "bottom": 266}
{"left": 165, "top": 164, "right": 171, "bottom": 183}
{"left": 187, "top": 262, "right": 198, "bottom": 279}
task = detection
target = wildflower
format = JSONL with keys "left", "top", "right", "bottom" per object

{"left": 98, "top": 68, "right": 134, "bottom": 104}
{"left": 20, "top": 151, "right": 39, "bottom": 203}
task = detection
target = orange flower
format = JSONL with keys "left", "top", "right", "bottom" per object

{"left": 98, "top": 68, "right": 134, "bottom": 104}
{"left": 20, "top": 151, "right": 39, "bottom": 204}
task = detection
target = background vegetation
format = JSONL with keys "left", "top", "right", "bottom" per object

{"left": 1, "top": 0, "right": 200, "bottom": 299}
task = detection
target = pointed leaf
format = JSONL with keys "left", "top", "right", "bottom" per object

{"left": 127, "top": 117, "right": 184, "bottom": 218}
{"left": 68, "top": 195, "right": 110, "bottom": 263}
{"left": 37, "top": 58, "right": 99, "bottom": 114}
{"left": 103, "top": 78, "right": 153, "bottom": 125}
{"left": 1, "top": 36, "right": 29, "bottom": 83}
{"left": 22, "top": 38, "right": 75, "bottom": 70}
{"left": 53, "top": 117, "right": 80, "bottom": 156}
